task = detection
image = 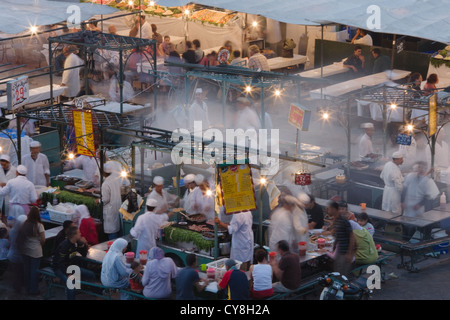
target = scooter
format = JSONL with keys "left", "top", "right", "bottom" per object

{"left": 318, "top": 272, "right": 373, "bottom": 300}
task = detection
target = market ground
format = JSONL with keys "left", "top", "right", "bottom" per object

{"left": 1, "top": 253, "right": 450, "bottom": 300}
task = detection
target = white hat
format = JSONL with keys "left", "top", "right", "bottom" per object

{"left": 103, "top": 161, "right": 114, "bottom": 173}
{"left": 153, "top": 176, "right": 164, "bottom": 185}
{"left": 0, "top": 154, "right": 10, "bottom": 162}
{"left": 17, "top": 165, "right": 27, "bottom": 175}
{"left": 195, "top": 88, "right": 203, "bottom": 94}
{"left": 184, "top": 174, "right": 195, "bottom": 184}
{"left": 392, "top": 151, "right": 403, "bottom": 159}
{"left": 361, "top": 123, "right": 374, "bottom": 129}
{"left": 194, "top": 174, "right": 205, "bottom": 185}
{"left": 30, "top": 141, "right": 41, "bottom": 148}
{"left": 297, "top": 192, "right": 311, "bottom": 206}
{"left": 146, "top": 197, "right": 158, "bottom": 207}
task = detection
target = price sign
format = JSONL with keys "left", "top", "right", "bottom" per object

{"left": 7, "top": 76, "right": 29, "bottom": 110}
{"left": 396, "top": 133, "right": 412, "bottom": 146}
{"left": 288, "top": 103, "right": 311, "bottom": 131}
{"left": 73, "top": 110, "right": 96, "bottom": 157}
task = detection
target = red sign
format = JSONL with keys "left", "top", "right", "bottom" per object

{"left": 288, "top": 104, "right": 305, "bottom": 131}
{"left": 295, "top": 172, "right": 311, "bottom": 186}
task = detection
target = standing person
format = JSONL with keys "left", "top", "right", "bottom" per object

{"left": 100, "top": 161, "right": 122, "bottom": 240}
{"left": 75, "top": 204, "right": 98, "bottom": 246}
{"left": 17, "top": 207, "right": 45, "bottom": 296}
{"left": 343, "top": 46, "right": 365, "bottom": 74}
{"left": 180, "top": 174, "right": 196, "bottom": 215}
{"left": 215, "top": 210, "right": 254, "bottom": 271}
{"left": 248, "top": 45, "right": 270, "bottom": 71}
{"left": 0, "top": 165, "right": 38, "bottom": 218}
{"left": 0, "top": 227, "right": 9, "bottom": 278}
{"left": 192, "top": 39, "right": 204, "bottom": 63}
{"left": 351, "top": 29, "right": 373, "bottom": 46}
{"left": 371, "top": 48, "right": 391, "bottom": 73}
{"left": 233, "top": 97, "right": 261, "bottom": 131}
{"left": 130, "top": 198, "right": 172, "bottom": 255}
{"left": 249, "top": 249, "right": 273, "bottom": 299}
{"left": 129, "top": 15, "right": 152, "bottom": 39}
{"left": 358, "top": 122, "right": 375, "bottom": 160}
{"left": 101, "top": 238, "right": 131, "bottom": 299}
{"left": 292, "top": 193, "right": 310, "bottom": 245}
{"left": 188, "top": 88, "right": 210, "bottom": 132}
{"left": 176, "top": 253, "right": 209, "bottom": 300}
{"left": 151, "top": 24, "right": 163, "bottom": 46}
{"left": 218, "top": 259, "right": 249, "bottom": 300}
{"left": 142, "top": 247, "right": 178, "bottom": 299}
{"left": 22, "top": 141, "right": 50, "bottom": 187}
{"left": 380, "top": 152, "right": 404, "bottom": 215}
{"left": 190, "top": 174, "right": 215, "bottom": 220}
{"left": 7, "top": 215, "right": 27, "bottom": 293}
{"left": 61, "top": 45, "right": 83, "bottom": 99}
{"left": 270, "top": 240, "right": 301, "bottom": 293}
{"left": 0, "top": 154, "right": 16, "bottom": 218}
{"left": 268, "top": 194, "right": 296, "bottom": 252}
{"left": 402, "top": 161, "right": 440, "bottom": 217}
{"left": 305, "top": 194, "right": 324, "bottom": 229}
{"left": 64, "top": 152, "right": 101, "bottom": 187}
{"left": 146, "top": 176, "right": 179, "bottom": 215}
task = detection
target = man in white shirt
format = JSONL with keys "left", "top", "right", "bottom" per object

{"left": 234, "top": 97, "right": 261, "bottom": 131}
{"left": 129, "top": 15, "right": 152, "bottom": 39}
{"left": 22, "top": 141, "right": 50, "bottom": 187}
{"left": 248, "top": 45, "right": 270, "bottom": 71}
{"left": 0, "top": 165, "right": 37, "bottom": 218}
{"left": 61, "top": 46, "right": 83, "bottom": 99}
{"left": 180, "top": 174, "right": 196, "bottom": 215}
{"left": 147, "top": 176, "right": 179, "bottom": 214}
{"left": 189, "top": 174, "right": 215, "bottom": 220}
{"left": 0, "top": 154, "right": 16, "bottom": 218}
{"left": 188, "top": 88, "right": 210, "bottom": 133}
{"left": 64, "top": 152, "right": 101, "bottom": 187}
{"left": 358, "top": 123, "right": 375, "bottom": 160}
{"left": 351, "top": 29, "right": 373, "bottom": 46}
{"left": 100, "top": 161, "right": 122, "bottom": 240}
{"left": 380, "top": 152, "right": 404, "bottom": 215}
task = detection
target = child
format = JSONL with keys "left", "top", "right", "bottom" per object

{"left": 0, "top": 228, "right": 9, "bottom": 278}
{"left": 249, "top": 249, "right": 273, "bottom": 299}
{"left": 129, "top": 261, "right": 144, "bottom": 293}
{"left": 357, "top": 212, "right": 375, "bottom": 237}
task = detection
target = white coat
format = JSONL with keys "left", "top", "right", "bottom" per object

{"left": 380, "top": 161, "right": 403, "bottom": 215}
{"left": 68, "top": 155, "right": 100, "bottom": 187}
{"left": 358, "top": 133, "right": 373, "bottom": 159}
{"left": 189, "top": 187, "right": 215, "bottom": 220}
{"left": 402, "top": 173, "right": 440, "bottom": 217}
{"left": 228, "top": 211, "right": 254, "bottom": 263}
{"left": 181, "top": 188, "right": 195, "bottom": 215}
{"left": 292, "top": 206, "right": 309, "bottom": 246}
{"left": 101, "top": 173, "right": 122, "bottom": 234}
{"left": 0, "top": 164, "right": 16, "bottom": 216}
{"left": 22, "top": 153, "right": 50, "bottom": 186}
{"left": 147, "top": 189, "right": 177, "bottom": 214}
{"left": 62, "top": 52, "right": 83, "bottom": 98}
{"left": 0, "top": 175, "right": 38, "bottom": 218}
{"left": 269, "top": 207, "right": 294, "bottom": 252}
{"left": 130, "top": 210, "right": 168, "bottom": 255}
{"left": 235, "top": 107, "right": 261, "bottom": 131}
{"left": 189, "top": 100, "right": 210, "bottom": 132}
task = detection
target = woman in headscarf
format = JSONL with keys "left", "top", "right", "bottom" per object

{"left": 142, "top": 247, "right": 177, "bottom": 299}
{"left": 7, "top": 215, "right": 27, "bottom": 293}
{"left": 101, "top": 238, "right": 131, "bottom": 299}
{"left": 75, "top": 204, "right": 98, "bottom": 246}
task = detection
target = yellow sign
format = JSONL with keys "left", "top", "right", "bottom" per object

{"left": 429, "top": 94, "right": 437, "bottom": 137}
{"left": 72, "top": 110, "right": 95, "bottom": 157}
{"left": 218, "top": 163, "right": 256, "bottom": 214}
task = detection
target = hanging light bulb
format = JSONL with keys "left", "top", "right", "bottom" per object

{"left": 260, "top": 177, "right": 267, "bottom": 185}
{"left": 245, "top": 86, "right": 252, "bottom": 93}
{"left": 121, "top": 170, "right": 128, "bottom": 178}
{"left": 184, "top": 9, "right": 190, "bottom": 15}
{"left": 252, "top": 21, "right": 258, "bottom": 27}
{"left": 128, "top": 0, "right": 134, "bottom": 6}
{"left": 274, "top": 89, "right": 281, "bottom": 96}
{"left": 407, "top": 124, "right": 414, "bottom": 132}
{"left": 68, "top": 152, "right": 75, "bottom": 160}
{"left": 206, "top": 189, "right": 212, "bottom": 197}
{"left": 322, "top": 112, "right": 329, "bottom": 120}
{"left": 390, "top": 104, "right": 397, "bottom": 109}
{"left": 29, "top": 26, "right": 38, "bottom": 34}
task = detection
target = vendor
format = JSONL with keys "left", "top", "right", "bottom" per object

{"left": 63, "top": 150, "right": 102, "bottom": 187}
{"left": 358, "top": 122, "right": 375, "bottom": 160}
{"left": 22, "top": 141, "right": 50, "bottom": 187}
{"left": 190, "top": 174, "right": 215, "bottom": 220}
{"left": 188, "top": 88, "right": 210, "bottom": 133}
{"left": 0, "top": 154, "right": 16, "bottom": 218}
{"left": 100, "top": 161, "right": 122, "bottom": 240}
{"left": 215, "top": 210, "right": 254, "bottom": 271}
{"left": 147, "top": 176, "right": 179, "bottom": 214}
{"left": 380, "top": 151, "right": 404, "bottom": 215}
{"left": 180, "top": 174, "right": 196, "bottom": 215}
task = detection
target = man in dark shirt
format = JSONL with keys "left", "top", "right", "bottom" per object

{"left": 51, "top": 220, "right": 74, "bottom": 257}
{"left": 218, "top": 259, "right": 249, "bottom": 300}
{"left": 182, "top": 41, "right": 197, "bottom": 64}
{"left": 270, "top": 240, "right": 301, "bottom": 293}
{"left": 327, "top": 201, "right": 355, "bottom": 276}
{"left": 176, "top": 253, "right": 208, "bottom": 300}
{"left": 343, "top": 46, "right": 365, "bottom": 74}
{"left": 306, "top": 195, "right": 324, "bottom": 229}
{"left": 52, "top": 226, "right": 96, "bottom": 300}
{"left": 371, "top": 48, "right": 391, "bottom": 74}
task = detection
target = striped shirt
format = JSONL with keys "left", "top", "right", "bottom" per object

{"left": 334, "top": 216, "right": 352, "bottom": 255}
{"left": 248, "top": 53, "right": 270, "bottom": 71}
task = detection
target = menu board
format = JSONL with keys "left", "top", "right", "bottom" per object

{"left": 288, "top": 103, "right": 311, "bottom": 131}
{"left": 429, "top": 94, "right": 437, "bottom": 137}
{"left": 218, "top": 163, "right": 256, "bottom": 215}
{"left": 72, "top": 110, "right": 95, "bottom": 157}
{"left": 7, "top": 76, "right": 29, "bottom": 110}
{"left": 396, "top": 133, "right": 412, "bottom": 146}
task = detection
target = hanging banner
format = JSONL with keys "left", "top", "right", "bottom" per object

{"left": 218, "top": 163, "right": 256, "bottom": 215}
{"left": 288, "top": 103, "right": 311, "bottom": 131}
{"left": 72, "top": 110, "right": 95, "bottom": 157}
{"left": 7, "top": 76, "right": 29, "bottom": 110}
{"left": 429, "top": 94, "right": 437, "bottom": 137}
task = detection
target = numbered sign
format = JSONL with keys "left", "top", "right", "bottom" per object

{"left": 396, "top": 133, "right": 412, "bottom": 146}
{"left": 295, "top": 172, "right": 311, "bottom": 185}
{"left": 7, "top": 76, "right": 29, "bottom": 110}
{"left": 288, "top": 103, "right": 311, "bottom": 131}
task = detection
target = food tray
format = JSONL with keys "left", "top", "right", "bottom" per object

{"left": 48, "top": 208, "right": 77, "bottom": 223}
{"left": 206, "top": 258, "right": 242, "bottom": 278}
{"left": 187, "top": 213, "right": 207, "bottom": 224}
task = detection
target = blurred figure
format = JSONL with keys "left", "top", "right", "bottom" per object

{"left": 380, "top": 152, "right": 404, "bottom": 215}
{"left": 423, "top": 73, "right": 439, "bottom": 96}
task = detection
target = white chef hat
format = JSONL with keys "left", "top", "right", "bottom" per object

{"left": 392, "top": 151, "right": 403, "bottom": 159}
{"left": 153, "top": 176, "right": 164, "bottom": 185}
{"left": 17, "top": 165, "right": 27, "bottom": 175}
{"left": 361, "top": 123, "right": 374, "bottom": 129}
{"left": 30, "top": 141, "right": 41, "bottom": 148}
{"left": 297, "top": 192, "right": 311, "bottom": 207}
{"left": 103, "top": 161, "right": 114, "bottom": 173}
{"left": 183, "top": 174, "right": 195, "bottom": 184}
{"left": 195, "top": 174, "right": 205, "bottom": 185}
{"left": 195, "top": 88, "right": 203, "bottom": 94}
{"left": 146, "top": 197, "right": 158, "bottom": 207}
{"left": 0, "top": 154, "right": 10, "bottom": 162}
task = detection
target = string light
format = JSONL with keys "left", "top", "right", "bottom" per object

{"left": 245, "top": 86, "right": 252, "bottom": 93}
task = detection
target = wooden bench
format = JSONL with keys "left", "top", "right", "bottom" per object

{"left": 266, "top": 276, "right": 321, "bottom": 300}
{"left": 119, "top": 289, "right": 158, "bottom": 300}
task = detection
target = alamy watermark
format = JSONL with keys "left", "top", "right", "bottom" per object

{"left": 366, "top": 265, "right": 381, "bottom": 290}
{"left": 366, "top": 5, "right": 381, "bottom": 30}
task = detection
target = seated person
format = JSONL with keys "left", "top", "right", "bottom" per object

{"left": 249, "top": 249, "right": 273, "bottom": 299}
{"left": 230, "top": 50, "right": 248, "bottom": 67}
{"left": 357, "top": 212, "right": 375, "bottom": 236}
{"left": 351, "top": 28, "right": 373, "bottom": 46}
{"left": 218, "top": 259, "right": 249, "bottom": 300}
{"left": 270, "top": 240, "right": 301, "bottom": 293}
{"left": 76, "top": 205, "right": 98, "bottom": 246}
{"left": 200, "top": 51, "right": 219, "bottom": 67}
{"left": 371, "top": 48, "right": 391, "bottom": 73}
{"left": 182, "top": 41, "right": 197, "bottom": 64}
{"left": 305, "top": 194, "right": 324, "bottom": 229}
{"left": 0, "top": 228, "right": 9, "bottom": 278}
{"left": 129, "top": 261, "right": 144, "bottom": 294}
{"left": 353, "top": 226, "right": 378, "bottom": 266}
{"left": 193, "top": 39, "right": 204, "bottom": 63}
{"left": 407, "top": 72, "right": 423, "bottom": 98}
{"left": 176, "top": 253, "right": 209, "bottom": 300}
{"left": 423, "top": 73, "right": 439, "bottom": 96}
{"left": 338, "top": 201, "right": 357, "bottom": 221}
{"left": 343, "top": 46, "right": 365, "bottom": 74}
{"left": 159, "top": 36, "right": 174, "bottom": 58}
{"left": 51, "top": 220, "right": 75, "bottom": 257}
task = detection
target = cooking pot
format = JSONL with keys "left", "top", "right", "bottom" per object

{"left": 219, "top": 242, "right": 231, "bottom": 256}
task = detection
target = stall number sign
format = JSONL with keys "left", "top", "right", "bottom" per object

{"left": 73, "top": 110, "right": 95, "bottom": 157}
{"left": 7, "top": 76, "right": 29, "bottom": 110}
{"left": 288, "top": 103, "right": 311, "bottom": 131}
{"left": 396, "top": 133, "right": 412, "bottom": 146}
{"left": 429, "top": 94, "right": 437, "bottom": 137}
{"left": 218, "top": 163, "right": 256, "bottom": 215}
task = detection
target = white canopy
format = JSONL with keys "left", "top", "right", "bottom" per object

{"left": 158, "top": 0, "right": 450, "bottom": 44}
{"left": 0, "top": 0, "right": 117, "bottom": 35}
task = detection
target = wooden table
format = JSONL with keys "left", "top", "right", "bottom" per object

{"left": 297, "top": 62, "right": 349, "bottom": 78}
{"left": 44, "top": 226, "right": 63, "bottom": 240}
{"left": 267, "top": 54, "right": 308, "bottom": 71}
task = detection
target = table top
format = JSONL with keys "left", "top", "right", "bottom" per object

{"left": 93, "top": 102, "right": 147, "bottom": 114}
{"left": 86, "top": 247, "right": 107, "bottom": 263}
{"left": 415, "top": 210, "right": 450, "bottom": 223}
{"left": 268, "top": 54, "right": 308, "bottom": 70}
{"left": 433, "top": 203, "right": 450, "bottom": 213}
{"left": 391, "top": 215, "right": 436, "bottom": 228}
{"left": 298, "top": 62, "right": 349, "bottom": 78}
{"left": 44, "top": 226, "right": 63, "bottom": 240}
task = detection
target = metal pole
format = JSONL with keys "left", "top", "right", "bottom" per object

{"left": 49, "top": 39, "right": 53, "bottom": 104}
{"left": 214, "top": 165, "right": 219, "bottom": 260}
{"left": 16, "top": 115, "right": 21, "bottom": 164}
{"left": 140, "top": 119, "right": 145, "bottom": 195}
{"left": 258, "top": 183, "right": 264, "bottom": 246}
{"left": 221, "top": 81, "right": 227, "bottom": 128}
{"left": 391, "top": 34, "right": 396, "bottom": 70}
{"left": 260, "top": 81, "right": 265, "bottom": 129}
{"left": 119, "top": 50, "right": 123, "bottom": 114}
{"left": 84, "top": 47, "right": 89, "bottom": 96}
{"left": 346, "top": 98, "right": 351, "bottom": 177}
{"left": 131, "top": 144, "right": 136, "bottom": 188}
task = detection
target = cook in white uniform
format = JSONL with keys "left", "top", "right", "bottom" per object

{"left": 215, "top": 210, "right": 254, "bottom": 271}
{"left": 358, "top": 122, "right": 375, "bottom": 160}
{"left": 180, "top": 174, "right": 196, "bottom": 215}
{"left": 0, "top": 154, "right": 16, "bottom": 217}
{"left": 402, "top": 161, "right": 439, "bottom": 217}
{"left": 292, "top": 193, "right": 310, "bottom": 245}
{"left": 101, "top": 161, "right": 123, "bottom": 240}
{"left": 64, "top": 154, "right": 101, "bottom": 187}
{"left": 61, "top": 46, "right": 83, "bottom": 99}
{"left": 234, "top": 97, "right": 261, "bottom": 131}
{"left": 188, "top": 88, "right": 210, "bottom": 133}
{"left": 22, "top": 141, "right": 50, "bottom": 187}
{"left": 147, "top": 176, "right": 179, "bottom": 215}
{"left": 130, "top": 198, "right": 174, "bottom": 255}
{"left": 190, "top": 174, "right": 215, "bottom": 220}
{"left": 380, "top": 152, "right": 404, "bottom": 215}
{"left": 0, "top": 165, "right": 37, "bottom": 218}
{"left": 267, "top": 192, "right": 296, "bottom": 252}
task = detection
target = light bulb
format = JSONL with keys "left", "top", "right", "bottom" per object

{"left": 206, "top": 189, "right": 212, "bottom": 196}
{"left": 30, "top": 26, "right": 38, "bottom": 34}
{"left": 322, "top": 112, "right": 329, "bottom": 120}
{"left": 275, "top": 90, "right": 281, "bottom": 96}
{"left": 68, "top": 153, "right": 75, "bottom": 160}
{"left": 407, "top": 124, "right": 414, "bottom": 132}
{"left": 252, "top": 21, "right": 258, "bottom": 27}
{"left": 121, "top": 170, "right": 128, "bottom": 178}
{"left": 184, "top": 9, "right": 190, "bottom": 15}
{"left": 149, "top": 0, "right": 155, "bottom": 5}
{"left": 128, "top": 1, "right": 133, "bottom": 6}
{"left": 390, "top": 104, "right": 397, "bottom": 109}
{"left": 245, "top": 86, "right": 252, "bottom": 93}
{"left": 260, "top": 178, "right": 267, "bottom": 185}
